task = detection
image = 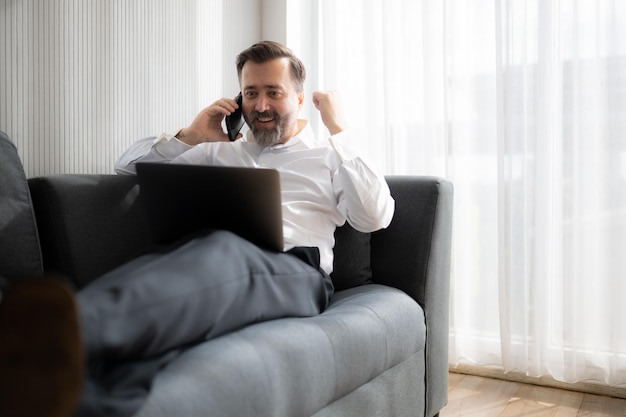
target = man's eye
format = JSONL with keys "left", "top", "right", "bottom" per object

{"left": 245, "top": 91, "right": 257, "bottom": 98}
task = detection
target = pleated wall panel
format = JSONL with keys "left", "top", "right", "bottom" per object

{"left": 0, "top": 0, "right": 261, "bottom": 177}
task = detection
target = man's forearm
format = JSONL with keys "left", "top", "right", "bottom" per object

{"left": 114, "top": 133, "right": 193, "bottom": 175}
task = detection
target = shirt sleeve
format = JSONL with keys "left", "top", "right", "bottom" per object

{"left": 328, "top": 130, "right": 395, "bottom": 232}
{"left": 114, "top": 132, "right": 194, "bottom": 175}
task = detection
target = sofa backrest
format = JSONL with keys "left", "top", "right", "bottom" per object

{"left": 371, "top": 176, "right": 453, "bottom": 305}
{"left": 27, "top": 173, "right": 374, "bottom": 291}
{"left": 28, "top": 174, "right": 156, "bottom": 289}
{"left": 0, "top": 131, "right": 44, "bottom": 281}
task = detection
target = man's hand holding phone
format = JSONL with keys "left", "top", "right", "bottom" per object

{"left": 225, "top": 93, "right": 244, "bottom": 142}
{"left": 175, "top": 96, "right": 243, "bottom": 146}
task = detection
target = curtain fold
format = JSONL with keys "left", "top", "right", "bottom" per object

{"left": 290, "top": 0, "right": 626, "bottom": 388}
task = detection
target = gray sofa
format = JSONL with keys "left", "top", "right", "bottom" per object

{"left": 0, "top": 131, "right": 453, "bottom": 417}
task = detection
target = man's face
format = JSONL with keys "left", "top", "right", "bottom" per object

{"left": 240, "top": 58, "right": 304, "bottom": 147}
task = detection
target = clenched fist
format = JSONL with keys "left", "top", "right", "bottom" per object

{"left": 312, "top": 91, "right": 347, "bottom": 135}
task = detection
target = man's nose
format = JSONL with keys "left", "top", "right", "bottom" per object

{"left": 254, "top": 96, "right": 270, "bottom": 112}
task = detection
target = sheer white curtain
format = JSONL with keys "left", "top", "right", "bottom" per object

{"left": 288, "top": 0, "right": 626, "bottom": 388}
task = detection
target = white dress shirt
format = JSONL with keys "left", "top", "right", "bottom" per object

{"left": 114, "top": 120, "right": 395, "bottom": 274}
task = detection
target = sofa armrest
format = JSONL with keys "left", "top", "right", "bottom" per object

{"left": 28, "top": 174, "right": 155, "bottom": 289}
{"left": 371, "top": 175, "right": 453, "bottom": 417}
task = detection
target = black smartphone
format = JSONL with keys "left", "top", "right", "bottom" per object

{"left": 225, "top": 93, "right": 244, "bottom": 142}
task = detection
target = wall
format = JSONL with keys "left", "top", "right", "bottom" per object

{"left": 0, "top": 0, "right": 263, "bottom": 177}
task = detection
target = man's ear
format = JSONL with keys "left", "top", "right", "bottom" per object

{"left": 298, "top": 92, "right": 305, "bottom": 110}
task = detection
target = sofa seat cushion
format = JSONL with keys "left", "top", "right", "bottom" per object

{"left": 135, "top": 284, "right": 426, "bottom": 417}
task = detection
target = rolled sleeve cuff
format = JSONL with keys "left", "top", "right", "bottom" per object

{"left": 328, "top": 130, "right": 360, "bottom": 162}
{"left": 153, "top": 132, "right": 194, "bottom": 159}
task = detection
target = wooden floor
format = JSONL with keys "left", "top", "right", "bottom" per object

{"left": 440, "top": 372, "right": 626, "bottom": 416}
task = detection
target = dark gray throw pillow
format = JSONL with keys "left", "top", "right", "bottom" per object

{"left": 331, "top": 224, "right": 372, "bottom": 291}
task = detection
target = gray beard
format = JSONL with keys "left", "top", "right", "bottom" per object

{"left": 246, "top": 111, "right": 286, "bottom": 148}
{"left": 252, "top": 124, "right": 283, "bottom": 148}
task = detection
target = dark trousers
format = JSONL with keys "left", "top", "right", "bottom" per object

{"left": 74, "top": 230, "right": 334, "bottom": 417}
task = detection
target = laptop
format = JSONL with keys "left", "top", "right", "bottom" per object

{"left": 135, "top": 162, "right": 284, "bottom": 252}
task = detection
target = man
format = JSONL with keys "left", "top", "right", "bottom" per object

{"left": 114, "top": 40, "right": 394, "bottom": 275}
{"left": 2, "top": 41, "right": 394, "bottom": 417}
